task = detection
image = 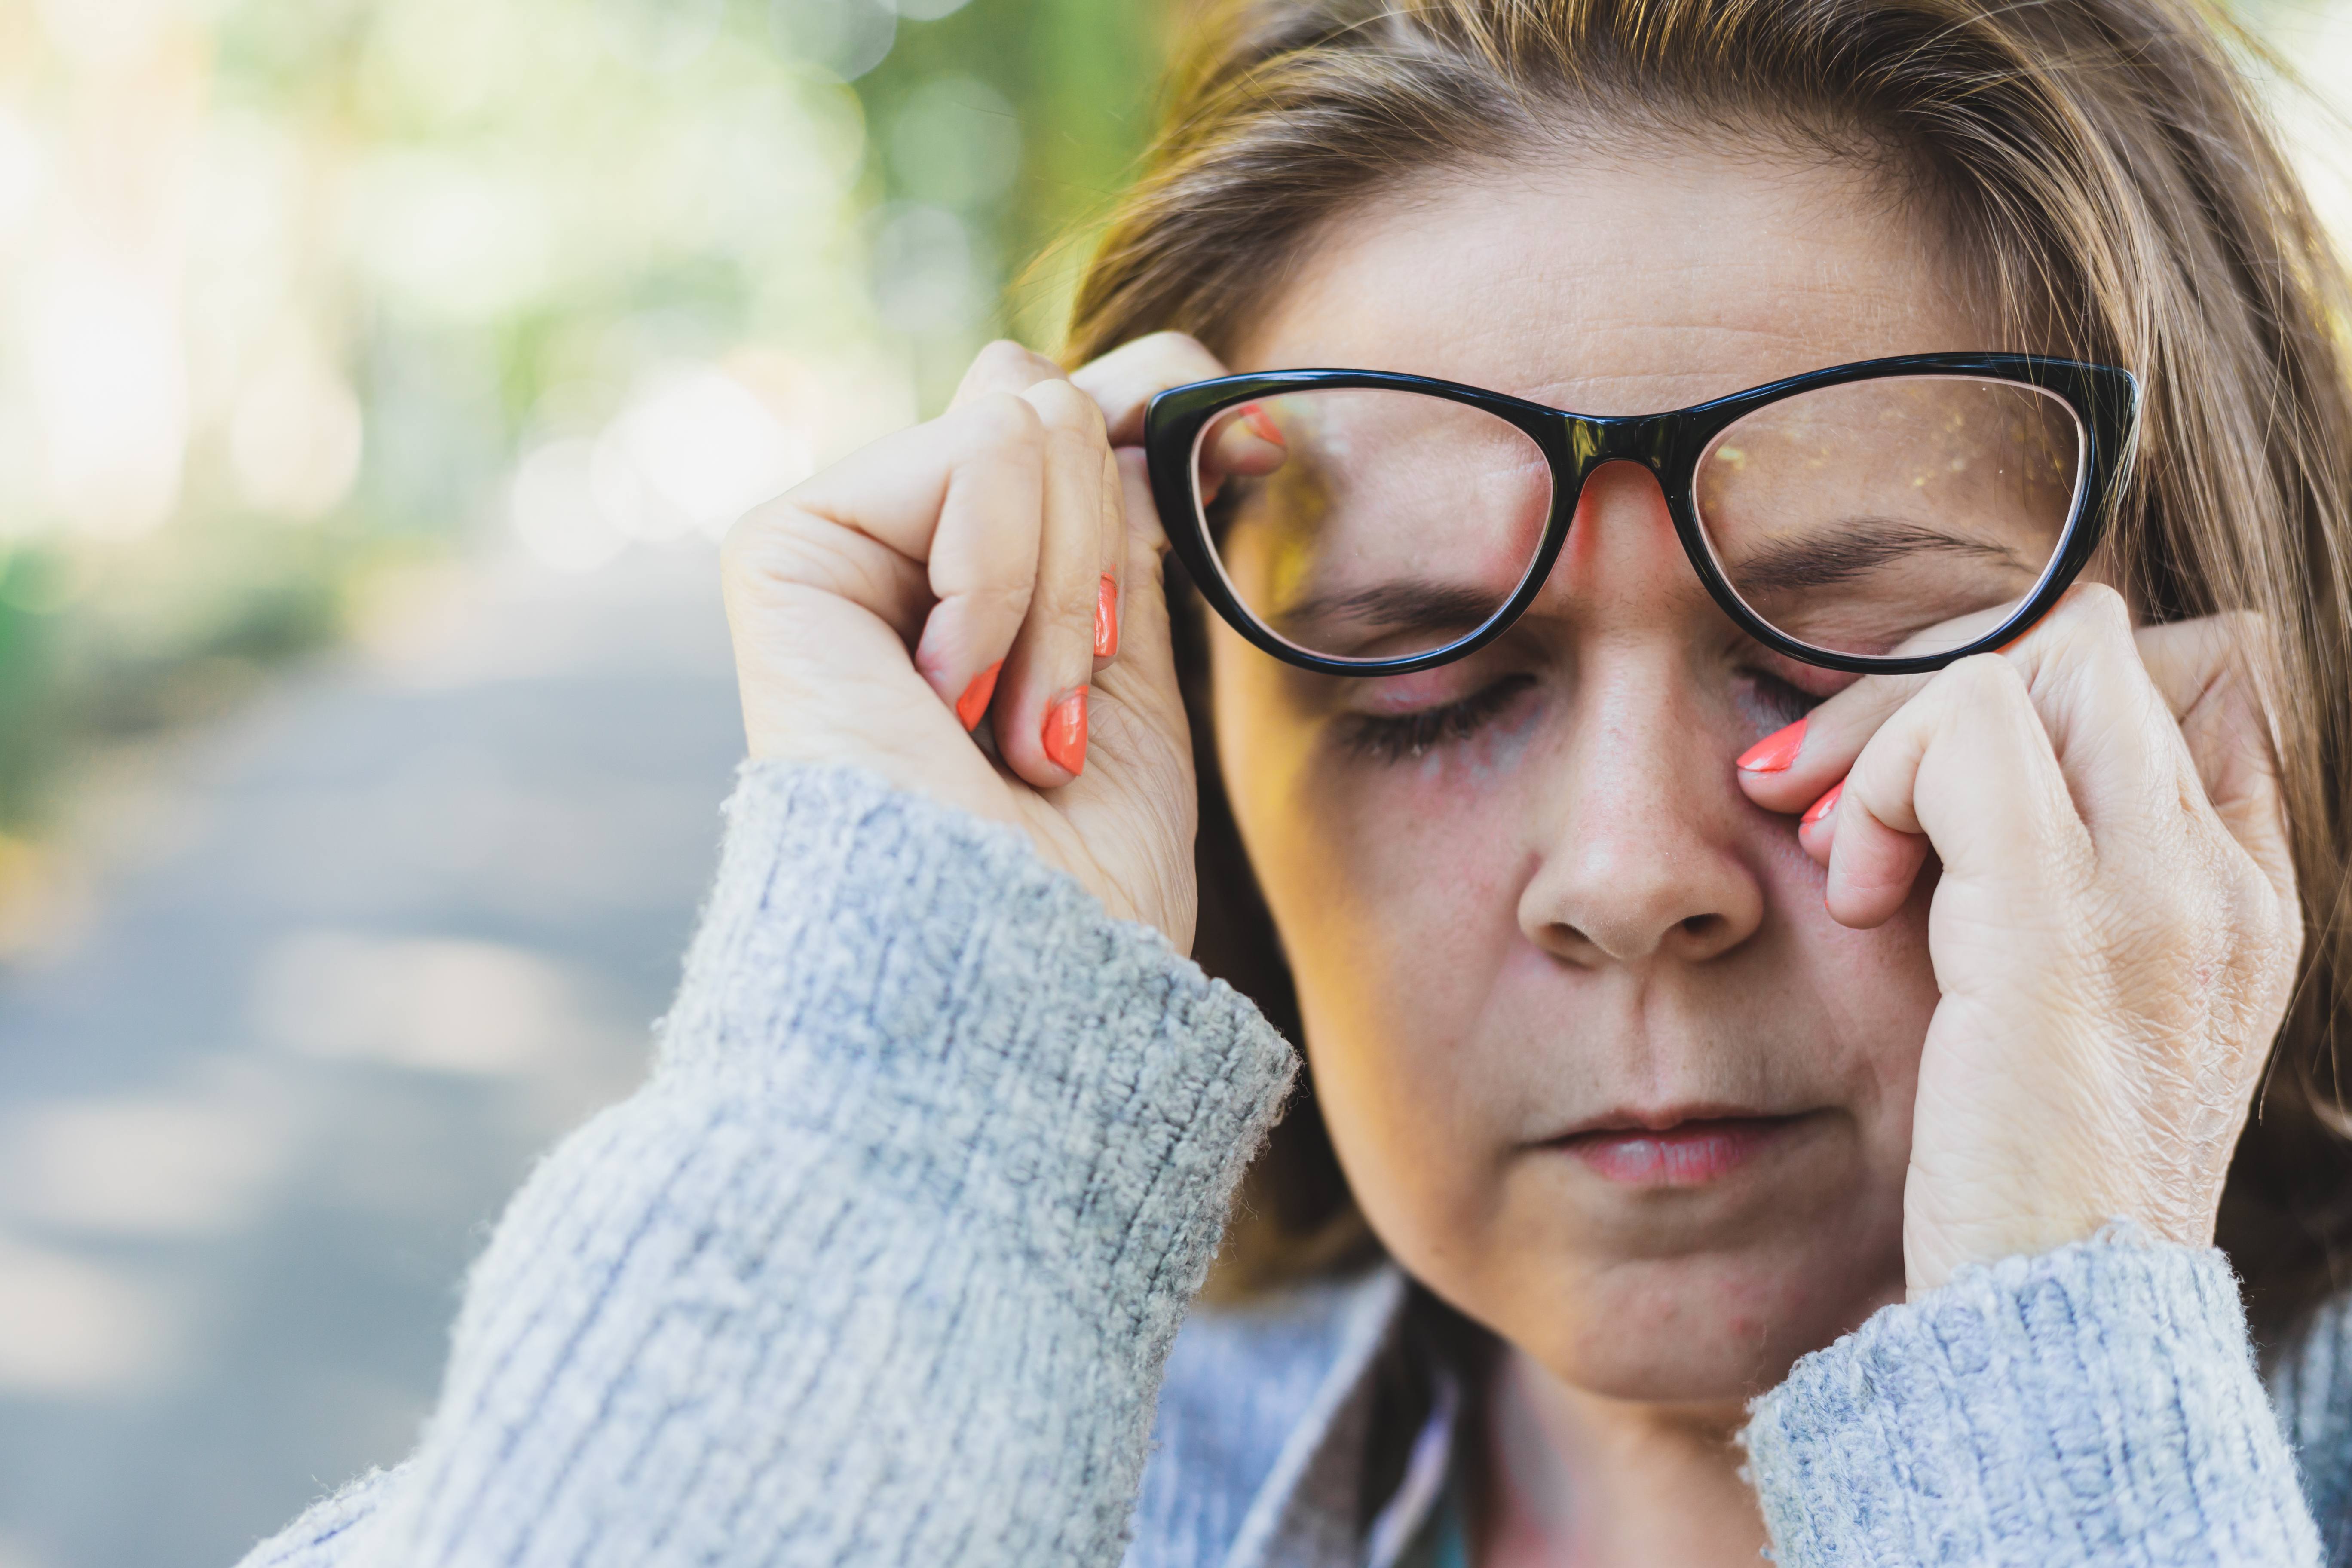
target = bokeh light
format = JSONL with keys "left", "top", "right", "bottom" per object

{"left": 0, "top": 0, "right": 1164, "bottom": 1560}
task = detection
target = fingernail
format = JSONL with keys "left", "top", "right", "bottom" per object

{"left": 1095, "top": 573, "right": 1119, "bottom": 658}
{"left": 1044, "top": 688, "right": 1088, "bottom": 776}
{"left": 954, "top": 661, "right": 1002, "bottom": 731}
{"left": 1737, "top": 717, "right": 1808, "bottom": 774}
{"left": 1801, "top": 780, "right": 1843, "bottom": 826}
{"left": 1239, "top": 402, "right": 1285, "bottom": 447}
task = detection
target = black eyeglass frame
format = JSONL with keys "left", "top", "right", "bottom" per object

{"left": 1143, "top": 352, "right": 2141, "bottom": 677}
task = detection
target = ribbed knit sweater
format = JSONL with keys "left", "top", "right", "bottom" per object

{"left": 236, "top": 761, "right": 2349, "bottom": 1568}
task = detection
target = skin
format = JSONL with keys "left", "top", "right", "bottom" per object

{"left": 723, "top": 139, "right": 2299, "bottom": 1567}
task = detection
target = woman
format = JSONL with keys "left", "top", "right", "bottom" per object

{"left": 244, "top": 0, "right": 2352, "bottom": 1564}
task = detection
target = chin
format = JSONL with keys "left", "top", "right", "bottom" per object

{"left": 1452, "top": 1230, "right": 1909, "bottom": 1404}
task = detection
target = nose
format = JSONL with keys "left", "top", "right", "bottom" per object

{"left": 1514, "top": 466, "right": 1765, "bottom": 968}
{"left": 1516, "top": 712, "right": 1765, "bottom": 966}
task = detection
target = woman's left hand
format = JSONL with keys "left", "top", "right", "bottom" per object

{"left": 1735, "top": 585, "right": 2302, "bottom": 1298}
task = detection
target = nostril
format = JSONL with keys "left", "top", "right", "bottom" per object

{"left": 1679, "top": 913, "right": 1722, "bottom": 941}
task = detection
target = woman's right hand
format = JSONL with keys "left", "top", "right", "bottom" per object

{"left": 721, "top": 333, "right": 1230, "bottom": 952}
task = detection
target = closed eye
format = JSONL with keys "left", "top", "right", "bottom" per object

{"left": 1725, "top": 518, "right": 2029, "bottom": 594}
{"left": 1336, "top": 674, "right": 1537, "bottom": 763}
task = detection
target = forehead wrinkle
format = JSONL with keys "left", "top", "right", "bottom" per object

{"left": 1231, "top": 144, "right": 1988, "bottom": 415}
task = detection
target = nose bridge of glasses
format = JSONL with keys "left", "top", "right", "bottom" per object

{"left": 1555, "top": 413, "right": 1677, "bottom": 490}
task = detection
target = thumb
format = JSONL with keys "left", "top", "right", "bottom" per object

{"left": 1106, "top": 447, "right": 1187, "bottom": 730}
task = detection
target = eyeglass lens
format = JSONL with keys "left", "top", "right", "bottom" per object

{"left": 1694, "top": 377, "right": 2082, "bottom": 659}
{"left": 1194, "top": 389, "right": 1552, "bottom": 662}
{"left": 1190, "top": 377, "right": 2084, "bottom": 665}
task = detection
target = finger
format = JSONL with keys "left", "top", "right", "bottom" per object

{"left": 1988, "top": 586, "right": 2201, "bottom": 856}
{"left": 1736, "top": 669, "right": 1923, "bottom": 816}
{"left": 2135, "top": 613, "right": 2297, "bottom": 907}
{"left": 1804, "top": 589, "right": 2144, "bottom": 916}
{"left": 1759, "top": 586, "right": 2159, "bottom": 849}
{"left": 953, "top": 339, "right": 1065, "bottom": 410}
{"left": 1810, "top": 652, "right": 2089, "bottom": 928}
{"left": 749, "top": 394, "right": 1045, "bottom": 723}
{"left": 1108, "top": 446, "right": 1175, "bottom": 674}
{"left": 1093, "top": 442, "right": 1124, "bottom": 672}
{"left": 1070, "top": 330, "right": 1229, "bottom": 445}
{"left": 992, "top": 378, "right": 1110, "bottom": 787}
{"left": 1796, "top": 775, "right": 1933, "bottom": 922}
{"left": 1081, "top": 448, "right": 1192, "bottom": 776}
{"left": 1736, "top": 601, "right": 2081, "bottom": 817}
{"left": 2134, "top": 612, "right": 2279, "bottom": 800}
{"left": 1199, "top": 400, "right": 1291, "bottom": 503}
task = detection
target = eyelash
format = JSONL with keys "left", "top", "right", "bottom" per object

{"left": 1336, "top": 663, "right": 1830, "bottom": 765}
{"left": 1748, "top": 668, "right": 1829, "bottom": 727}
{"left": 1339, "top": 675, "right": 1537, "bottom": 763}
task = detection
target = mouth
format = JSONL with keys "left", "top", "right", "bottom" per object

{"left": 1547, "top": 1109, "right": 1814, "bottom": 1187}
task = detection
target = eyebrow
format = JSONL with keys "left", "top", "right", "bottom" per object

{"left": 1270, "top": 580, "right": 1505, "bottom": 645}
{"left": 1726, "top": 518, "right": 2034, "bottom": 595}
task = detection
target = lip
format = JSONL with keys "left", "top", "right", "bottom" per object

{"left": 1550, "top": 1110, "right": 1810, "bottom": 1187}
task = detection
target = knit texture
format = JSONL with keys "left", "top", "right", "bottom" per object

{"left": 1740, "top": 1221, "right": 2323, "bottom": 1567}
{"left": 236, "top": 761, "right": 2345, "bottom": 1568}
{"left": 2274, "top": 1291, "right": 2352, "bottom": 1567}
{"left": 241, "top": 761, "right": 1297, "bottom": 1568}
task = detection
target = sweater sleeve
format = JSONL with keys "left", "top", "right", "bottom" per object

{"left": 235, "top": 761, "right": 1298, "bottom": 1568}
{"left": 1739, "top": 1221, "right": 2323, "bottom": 1567}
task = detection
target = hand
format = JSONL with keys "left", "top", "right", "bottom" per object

{"left": 721, "top": 334, "right": 1231, "bottom": 949}
{"left": 1736, "top": 586, "right": 2302, "bottom": 1297}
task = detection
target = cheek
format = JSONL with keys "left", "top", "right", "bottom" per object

{"left": 1216, "top": 646, "right": 1544, "bottom": 1018}
{"left": 1216, "top": 659, "right": 1545, "bottom": 1240}
{"left": 1764, "top": 838, "right": 1943, "bottom": 1146}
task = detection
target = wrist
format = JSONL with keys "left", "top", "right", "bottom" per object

{"left": 1903, "top": 1203, "right": 2113, "bottom": 1301}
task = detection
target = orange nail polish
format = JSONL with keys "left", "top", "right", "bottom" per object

{"left": 1095, "top": 573, "right": 1119, "bottom": 658}
{"left": 954, "top": 661, "right": 1002, "bottom": 731}
{"left": 1239, "top": 402, "right": 1286, "bottom": 447}
{"left": 1044, "top": 688, "right": 1088, "bottom": 775}
{"left": 1801, "top": 780, "right": 1843, "bottom": 826}
{"left": 1738, "top": 717, "right": 1807, "bottom": 774}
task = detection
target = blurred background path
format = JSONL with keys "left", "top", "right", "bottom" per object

{"left": 0, "top": 541, "right": 742, "bottom": 1568}
{"left": 0, "top": 0, "right": 1173, "bottom": 1559}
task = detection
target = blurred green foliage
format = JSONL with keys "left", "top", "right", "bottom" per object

{"left": 0, "top": 0, "right": 1170, "bottom": 834}
{"left": 0, "top": 522, "right": 361, "bottom": 825}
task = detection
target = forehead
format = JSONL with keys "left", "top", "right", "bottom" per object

{"left": 1230, "top": 144, "right": 1988, "bottom": 416}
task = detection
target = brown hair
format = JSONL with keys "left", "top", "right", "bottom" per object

{"left": 1062, "top": 0, "right": 2352, "bottom": 1357}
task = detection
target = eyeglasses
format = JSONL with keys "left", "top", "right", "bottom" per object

{"left": 1142, "top": 353, "right": 2139, "bottom": 677}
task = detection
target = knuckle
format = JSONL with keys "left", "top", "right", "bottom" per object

{"left": 1029, "top": 377, "right": 1109, "bottom": 441}
{"left": 1135, "top": 329, "right": 1198, "bottom": 352}
{"left": 1943, "top": 650, "right": 2029, "bottom": 709}
{"left": 2064, "top": 580, "right": 2131, "bottom": 628}
{"left": 962, "top": 390, "right": 1046, "bottom": 452}
{"left": 2046, "top": 589, "right": 2131, "bottom": 667}
{"left": 969, "top": 578, "right": 1035, "bottom": 626}
{"left": 973, "top": 338, "right": 1053, "bottom": 377}
{"left": 1040, "top": 562, "right": 1098, "bottom": 627}
{"left": 1129, "top": 329, "right": 1214, "bottom": 366}
{"left": 721, "top": 497, "right": 811, "bottom": 577}
{"left": 730, "top": 519, "right": 881, "bottom": 606}
{"left": 1086, "top": 330, "right": 1225, "bottom": 391}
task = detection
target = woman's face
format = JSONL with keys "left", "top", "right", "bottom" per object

{"left": 1212, "top": 145, "right": 1972, "bottom": 1402}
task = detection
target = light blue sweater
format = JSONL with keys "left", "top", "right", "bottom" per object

{"left": 237, "top": 762, "right": 2349, "bottom": 1567}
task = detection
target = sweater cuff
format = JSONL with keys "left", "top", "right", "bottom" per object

{"left": 1740, "top": 1222, "right": 2321, "bottom": 1567}
{"left": 657, "top": 760, "right": 1298, "bottom": 1311}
